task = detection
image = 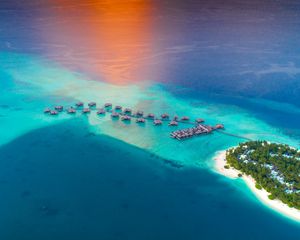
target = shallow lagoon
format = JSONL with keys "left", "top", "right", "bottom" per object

{"left": 1, "top": 52, "right": 298, "bottom": 163}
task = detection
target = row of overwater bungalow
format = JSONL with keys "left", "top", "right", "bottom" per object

{"left": 44, "top": 102, "right": 224, "bottom": 138}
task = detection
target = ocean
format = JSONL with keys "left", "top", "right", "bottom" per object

{"left": 0, "top": 119, "right": 299, "bottom": 240}
{"left": 0, "top": 0, "right": 300, "bottom": 239}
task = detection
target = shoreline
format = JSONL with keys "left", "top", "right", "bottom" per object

{"left": 213, "top": 150, "right": 300, "bottom": 222}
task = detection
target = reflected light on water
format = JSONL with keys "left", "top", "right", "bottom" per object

{"left": 40, "top": 0, "right": 155, "bottom": 84}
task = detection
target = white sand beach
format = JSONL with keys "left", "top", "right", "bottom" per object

{"left": 214, "top": 150, "right": 300, "bottom": 222}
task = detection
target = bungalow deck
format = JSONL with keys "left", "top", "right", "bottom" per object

{"left": 170, "top": 124, "right": 214, "bottom": 140}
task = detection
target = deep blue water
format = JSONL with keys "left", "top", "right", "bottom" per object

{"left": 0, "top": 119, "right": 299, "bottom": 240}
{"left": 165, "top": 85, "right": 300, "bottom": 139}
{"left": 1, "top": 0, "right": 300, "bottom": 106}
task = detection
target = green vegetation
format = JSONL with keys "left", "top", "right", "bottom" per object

{"left": 224, "top": 165, "right": 230, "bottom": 169}
{"left": 268, "top": 194, "right": 276, "bottom": 200}
{"left": 226, "top": 141, "right": 300, "bottom": 209}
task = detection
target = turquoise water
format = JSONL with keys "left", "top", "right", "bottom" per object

{"left": 1, "top": 52, "right": 298, "bottom": 167}
{"left": 1, "top": 51, "right": 300, "bottom": 239}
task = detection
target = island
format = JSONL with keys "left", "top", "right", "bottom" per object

{"left": 215, "top": 141, "right": 300, "bottom": 221}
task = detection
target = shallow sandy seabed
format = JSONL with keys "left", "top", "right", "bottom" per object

{"left": 1, "top": 52, "right": 299, "bottom": 168}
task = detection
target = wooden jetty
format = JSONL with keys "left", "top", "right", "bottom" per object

{"left": 170, "top": 124, "right": 213, "bottom": 140}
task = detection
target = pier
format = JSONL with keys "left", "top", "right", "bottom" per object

{"left": 43, "top": 102, "right": 225, "bottom": 140}
{"left": 170, "top": 124, "right": 214, "bottom": 140}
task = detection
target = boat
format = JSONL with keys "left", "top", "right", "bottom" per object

{"left": 173, "top": 115, "right": 179, "bottom": 121}
{"left": 153, "top": 119, "right": 162, "bottom": 125}
{"left": 54, "top": 105, "right": 63, "bottom": 111}
{"left": 88, "top": 102, "right": 96, "bottom": 107}
{"left": 136, "top": 118, "right": 145, "bottom": 123}
{"left": 168, "top": 121, "right": 178, "bottom": 126}
{"left": 44, "top": 108, "right": 51, "bottom": 113}
{"left": 97, "top": 108, "right": 106, "bottom": 115}
{"left": 115, "top": 105, "right": 122, "bottom": 110}
{"left": 82, "top": 108, "right": 91, "bottom": 114}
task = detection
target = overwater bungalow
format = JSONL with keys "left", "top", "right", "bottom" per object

{"left": 153, "top": 119, "right": 163, "bottom": 125}
{"left": 147, "top": 113, "right": 155, "bottom": 119}
{"left": 168, "top": 121, "right": 178, "bottom": 126}
{"left": 88, "top": 102, "right": 96, "bottom": 107}
{"left": 181, "top": 116, "right": 189, "bottom": 121}
{"left": 215, "top": 124, "right": 224, "bottom": 129}
{"left": 44, "top": 108, "right": 51, "bottom": 113}
{"left": 111, "top": 112, "right": 120, "bottom": 118}
{"left": 124, "top": 108, "right": 132, "bottom": 114}
{"left": 161, "top": 113, "right": 169, "bottom": 119}
{"left": 136, "top": 110, "right": 144, "bottom": 117}
{"left": 196, "top": 118, "right": 204, "bottom": 123}
{"left": 67, "top": 108, "right": 76, "bottom": 114}
{"left": 50, "top": 110, "right": 58, "bottom": 115}
{"left": 43, "top": 101, "right": 223, "bottom": 140}
{"left": 136, "top": 118, "right": 145, "bottom": 123}
{"left": 170, "top": 124, "right": 214, "bottom": 140}
{"left": 76, "top": 102, "right": 84, "bottom": 107}
{"left": 82, "top": 108, "right": 91, "bottom": 114}
{"left": 97, "top": 108, "right": 106, "bottom": 115}
{"left": 104, "top": 103, "right": 112, "bottom": 108}
{"left": 121, "top": 115, "right": 131, "bottom": 121}
{"left": 54, "top": 105, "right": 63, "bottom": 111}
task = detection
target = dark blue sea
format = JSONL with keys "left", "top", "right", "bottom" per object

{"left": 0, "top": 119, "right": 299, "bottom": 240}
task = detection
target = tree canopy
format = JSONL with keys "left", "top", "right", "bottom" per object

{"left": 226, "top": 141, "right": 300, "bottom": 210}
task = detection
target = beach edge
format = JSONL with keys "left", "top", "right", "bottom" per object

{"left": 213, "top": 149, "right": 300, "bottom": 223}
